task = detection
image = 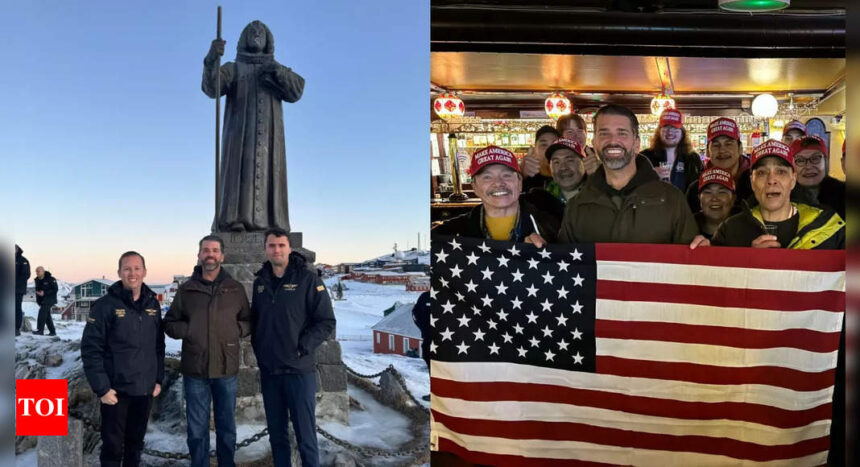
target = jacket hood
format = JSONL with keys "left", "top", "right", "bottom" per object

{"left": 238, "top": 20, "right": 275, "bottom": 55}
{"left": 15, "top": 245, "right": 22, "bottom": 255}
{"left": 588, "top": 154, "right": 659, "bottom": 195}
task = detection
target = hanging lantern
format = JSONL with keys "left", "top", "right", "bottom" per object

{"left": 545, "top": 92, "right": 572, "bottom": 120}
{"left": 433, "top": 92, "right": 465, "bottom": 120}
{"left": 650, "top": 91, "right": 676, "bottom": 116}
{"left": 751, "top": 93, "right": 779, "bottom": 118}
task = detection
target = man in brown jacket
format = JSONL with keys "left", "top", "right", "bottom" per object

{"left": 163, "top": 235, "right": 251, "bottom": 467}
{"left": 559, "top": 104, "right": 704, "bottom": 246}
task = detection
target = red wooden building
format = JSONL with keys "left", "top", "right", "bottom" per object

{"left": 372, "top": 303, "right": 423, "bottom": 357}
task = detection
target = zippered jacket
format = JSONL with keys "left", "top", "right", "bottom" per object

{"left": 251, "top": 252, "right": 336, "bottom": 374}
{"left": 81, "top": 282, "right": 164, "bottom": 397}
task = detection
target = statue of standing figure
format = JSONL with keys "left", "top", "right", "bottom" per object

{"left": 203, "top": 20, "right": 305, "bottom": 232}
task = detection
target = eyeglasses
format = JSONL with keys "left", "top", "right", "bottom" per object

{"left": 794, "top": 154, "right": 823, "bottom": 167}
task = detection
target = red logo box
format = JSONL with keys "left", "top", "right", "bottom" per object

{"left": 16, "top": 379, "right": 68, "bottom": 436}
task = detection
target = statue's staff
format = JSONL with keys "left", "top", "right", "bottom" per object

{"left": 215, "top": 5, "right": 222, "bottom": 226}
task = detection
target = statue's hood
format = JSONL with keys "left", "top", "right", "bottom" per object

{"left": 237, "top": 20, "right": 274, "bottom": 55}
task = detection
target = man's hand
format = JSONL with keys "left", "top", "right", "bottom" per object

{"left": 689, "top": 235, "right": 710, "bottom": 249}
{"left": 751, "top": 234, "right": 781, "bottom": 249}
{"left": 524, "top": 233, "right": 546, "bottom": 249}
{"left": 522, "top": 147, "right": 542, "bottom": 178}
{"left": 582, "top": 150, "right": 601, "bottom": 175}
{"left": 656, "top": 164, "right": 672, "bottom": 181}
{"left": 36, "top": 291, "right": 44, "bottom": 296}
{"left": 100, "top": 389, "right": 118, "bottom": 405}
{"left": 152, "top": 384, "right": 161, "bottom": 397}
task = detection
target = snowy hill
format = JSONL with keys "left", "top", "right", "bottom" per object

{"left": 370, "top": 248, "right": 430, "bottom": 265}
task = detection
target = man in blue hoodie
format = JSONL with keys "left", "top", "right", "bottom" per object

{"left": 251, "top": 228, "right": 336, "bottom": 467}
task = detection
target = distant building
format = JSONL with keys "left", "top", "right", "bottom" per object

{"left": 371, "top": 302, "right": 422, "bottom": 358}
{"left": 62, "top": 279, "right": 114, "bottom": 321}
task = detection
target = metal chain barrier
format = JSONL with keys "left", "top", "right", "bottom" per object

{"left": 316, "top": 425, "right": 428, "bottom": 459}
{"left": 69, "top": 359, "right": 430, "bottom": 461}
{"left": 69, "top": 409, "right": 268, "bottom": 460}
{"left": 341, "top": 362, "right": 430, "bottom": 413}
{"left": 387, "top": 366, "right": 431, "bottom": 414}
{"left": 341, "top": 361, "right": 390, "bottom": 379}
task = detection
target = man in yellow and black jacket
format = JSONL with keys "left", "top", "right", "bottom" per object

{"left": 711, "top": 139, "right": 845, "bottom": 250}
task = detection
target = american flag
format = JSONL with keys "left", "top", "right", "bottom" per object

{"left": 429, "top": 235, "right": 844, "bottom": 466}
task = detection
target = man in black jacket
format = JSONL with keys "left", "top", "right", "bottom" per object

{"left": 251, "top": 228, "right": 336, "bottom": 467}
{"left": 81, "top": 251, "right": 165, "bottom": 467}
{"left": 33, "top": 266, "right": 57, "bottom": 336}
{"left": 15, "top": 245, "right": 30, "bottom": 336}
{"left": 163, "top": 235, "right": 251, "bottom": 467}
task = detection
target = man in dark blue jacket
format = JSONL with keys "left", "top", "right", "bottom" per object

{"left": 33, "top": 265, "right": 57, "bottom": 336}
{"left": 81, "top": 251, "right": 165, "bottom": 467}
{"left": 15, "top": 245, "right": 30, "bottom": 336}
{"left": 251, "top": 228, "right": 336, "bottom": 467}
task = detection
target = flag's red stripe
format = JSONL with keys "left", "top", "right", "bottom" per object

{"left": 433, "top": 411, "right": 831, "bottom": 463}
{"left": 597, "top": 356, "right": 835, "bottom": 392}
{"left": 595, "top": 319, "right": 842, "bottom": 353}
{"left": 595, "top": 243, "right": 845, "bottom": 272}
{"left": 596, "top": 280, "right": 845, "bottom": 312}
{"left": 436, "top": 437, "right": 621, "bottom": 466}
{"left": 431, "top": 378, "right": 832, "bottom": 429}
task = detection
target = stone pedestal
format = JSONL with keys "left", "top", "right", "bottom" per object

{"left": 218, "top": 231, "right": 349, "bottom": 427}
{"left": 37, "top": 418, "right": 83, "bottom": 467}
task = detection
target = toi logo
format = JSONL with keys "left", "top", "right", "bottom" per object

{"left": 16, "top": 379, "right": 68, "bottom": 436}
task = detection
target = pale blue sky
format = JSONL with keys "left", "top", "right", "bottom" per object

{"left": 1, "top": 0, "right": 429, "bottom": 283}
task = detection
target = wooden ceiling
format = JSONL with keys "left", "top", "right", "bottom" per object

{"left": 430, "top": 0, "right": 845, "bottom": 116}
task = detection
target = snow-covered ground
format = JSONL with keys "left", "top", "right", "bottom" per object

{"left": 16, "top": 275, "right": 429, "bottom": 464}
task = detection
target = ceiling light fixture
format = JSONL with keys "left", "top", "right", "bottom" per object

{"left": 719, "top": 0, "right": 789, "bottom": 13}
{"left": 545, "top": 92, "right": 572, "bottom": 120}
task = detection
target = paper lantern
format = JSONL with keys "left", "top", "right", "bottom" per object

{"left": 752, "top": 93, "right": 779, "bottom": 118}
{"left": 650, "top": 92, "right": 676, "bottom": 116}
{"left": 433, "top": 93, "right": 465, "bottom": 120}
{"left": 545, "top": 92, "right": 572, "bottom": 120}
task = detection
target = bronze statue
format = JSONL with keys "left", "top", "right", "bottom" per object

{"left": 203, "top": 20, "right": 305, "bottom": 232}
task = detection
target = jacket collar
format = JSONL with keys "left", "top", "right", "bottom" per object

{"left": 256, "top": 252, "right": 307, "bottom": 283}
{"left": 588, "top": 154, "right": 659, "bottom": 196}
{"left": 107, "top": 281, "right": 155, "bottom": 308}
{"left": 190, "top": 265, "right": 230, "bottom": 285}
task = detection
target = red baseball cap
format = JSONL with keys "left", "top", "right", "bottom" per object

{"left": 468, "top": 145, "right": 519, "bottom": 176}
{"left": 784, "top": 120, "right": 807, "bottom": 135}
{"left": 545, "top": 137, "right": 585, "bottom": 161}
{"left": 707, "top": 118, "right": 740, "bottom": 142}
{"left": 698, "top": 167, "right": 735, "bottom": 193}
{"left": 751, "top": 139, "right": 794, "bottom": 170}
{"left": 788, "top": 135, "right": 828, "bottom": 159}
{"left": 659, "top": 109, "right": 683, "bottom": 129}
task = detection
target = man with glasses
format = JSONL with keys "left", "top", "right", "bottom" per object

{"left": 789, "top": 135, "right": 845, "bottom": 217}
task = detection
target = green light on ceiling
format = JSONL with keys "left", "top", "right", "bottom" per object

{"left": 719, "top": 0, "right": 789, "bottom": 12}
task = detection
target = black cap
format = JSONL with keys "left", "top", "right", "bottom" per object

{"left": 535, "top": 125, "right": 560, "bottom": 140}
